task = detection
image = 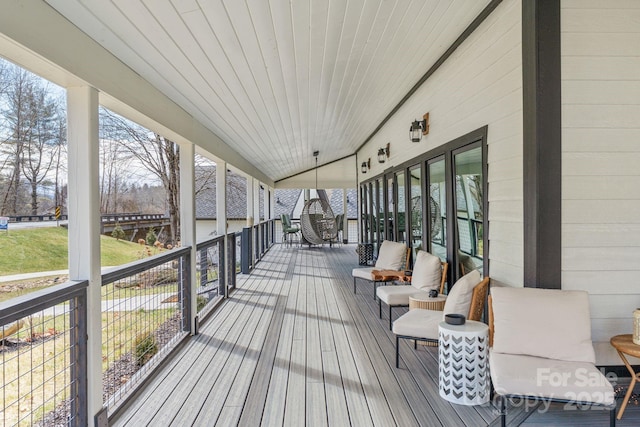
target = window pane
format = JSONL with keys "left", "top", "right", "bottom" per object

{"left": 396, "top": 172, "right": 406, "bottom": 243}
{"left": 428, "top": 159, "right": 447, "bottom": 261}
{"left": 409, "top": 167, "right": 422, "bottom": 256}
{"left": 454, "top": 147, "right": 483, "bottom": 276}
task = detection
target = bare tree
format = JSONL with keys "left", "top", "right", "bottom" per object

{"left": 100, "top": 109, "right": 181, "bottom": 244}
{"left": 1, "top": 69, "right": 37, "bottom": 215}
{"left": 20, "top": 85, "right": 60, "bottom": 214}
{"left": 52, "top": 102, "right": 67, "bottom": 213}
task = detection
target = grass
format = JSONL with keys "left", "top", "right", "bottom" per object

{"left": 0, "top": 227, "right": 153, "bottom": 276}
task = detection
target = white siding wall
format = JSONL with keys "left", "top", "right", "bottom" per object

{"left": 358, "top": 0, "right": 523, "bottom": 287}
{"left": 561, "top": 0, "right": 640, "bottom": 364}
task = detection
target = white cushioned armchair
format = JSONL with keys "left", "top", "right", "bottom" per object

{"left": 376, "top": 250, "right": 447, "bottom": 329}
{"left": 489, "top": 287, "right": 616, "bottom": 426}
{"left": 392, "top": 270, "right": 488, "bottom": 368}
{"left": 352, "top": 240, "right": 409, "bottom": 299}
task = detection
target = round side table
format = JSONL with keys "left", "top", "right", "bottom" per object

{"left": 610, "top": 334, "right": 640, "bottom": 420}
{"left": 409, "top": 294, "right": 447, "bottom": 311}
{"left": 409, "top": 294, "right": 447, "bottom": 347}
{"left": 438, "top": 320, "right": 489, "bottom": 405}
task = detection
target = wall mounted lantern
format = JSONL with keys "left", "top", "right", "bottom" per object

{"left": 361, "top": 158, "right": 371, "bottom": 174}
{"left": 378, "top": 142, "right": 390, "bottom": 163}
{"left": 410, "top": 113, "right": 430, "bottom": 142}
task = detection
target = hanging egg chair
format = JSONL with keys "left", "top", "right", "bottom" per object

{"left": 300, "top": 198, "right": 338, "bottom": 246}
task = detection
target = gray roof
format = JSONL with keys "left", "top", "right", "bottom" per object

{"left": 195, "top": 166, "right": 247, "bottom": 219}
{"left": 274, "top": 189, "right": 301, "bottom": 218}
{"left": 198, "top": 169, "right": 356, "bottom": 220}
{"left": 329, "top": 188, "right": 358, "bottom": 219}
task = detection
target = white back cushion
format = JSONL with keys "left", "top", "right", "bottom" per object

{"left": 374, "top": 240, "right": 407, "bottom": 270}
{"left": 442, "top": 270, "right": 481, "bottom": 317}
{"left": 491, "top": 287, "right": 596, "bottom": 364}
{"left": 411, "top": 250, "right": 442, "bottom": 291}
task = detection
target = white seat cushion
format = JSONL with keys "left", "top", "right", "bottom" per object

{"left": 377, "top": 286, "right": 429, "bottom": 306}
{"left": 411, "top": 250, "right": 442, "bottom": 291}
{"left": 352, "top": 267, "right": 375, "bottom": 281}
{"left": 491, "top": 287, "right": 596, "bottom": 364}
{"left": 490, "top": 351, "right": 615, "bottom": 405}
{"left": 392, "top": 308, "right": 442, "bottom": 339}
{"left": 442, "top": 270, "right": 481, "bottom": 316}
{"left": 374, "top": 240, "right": 407, "bottom": 270}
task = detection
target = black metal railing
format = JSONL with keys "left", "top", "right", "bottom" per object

{"left": 195, "top": 236, "right": 226, "bottom": 316}
{"left": 0, "top": 281, "right": 89, "bottom": 427}
{"left": 101, "top": 247, "right": 191, "bottom": 414}
{"left": 240, "top": 219, "right": 275, "bottom": 274}
{"left": 0, "top": 220, "right": 277, "bottom": 424}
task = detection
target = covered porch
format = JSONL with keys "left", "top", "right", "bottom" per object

{"left": 112, "top": 244, "right": 634, "bottom": 426}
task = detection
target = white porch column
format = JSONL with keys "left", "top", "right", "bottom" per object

{"left": 343, "top": 189, "right": 349, "bottom": 243}
{"left": 253, "top": 180, "right": 261, "bottom": 224}
{"left": 246, "top": 177, "right": 254, "bottom": 227}
{"left": 269, "top": 186, "right": 275, "bottom": 220}
{"left": 216, "top": 162, "right": 227, "bottom": 236}
{"left": 254, "top": 180, "right": 261, "bottom": 258}
{"left": 216, "top": 162, "right": 228, "bottom": 296}
{"left": 179, "top": 142, "right": 197, "bottom": 333}
{"left": 246, "top": 177, "right": 255, "bottom": 265}
{"left": 67, "top": 86, "right": 102, "bottom": 423}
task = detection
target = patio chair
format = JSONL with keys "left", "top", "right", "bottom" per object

{"left": 352, "top": 240, "right": 410, "bottom": 299}
{"left": 489, "top": 287, "right": 616, "bottom": 426}
{"left": 376, "top": 250, "right": 448, "bottom": 329}
{"left": 392, "top": 270, "right": 488, "bottom": 368}
{"left": 281, "top": 214, "right": 300, "bottom": 246}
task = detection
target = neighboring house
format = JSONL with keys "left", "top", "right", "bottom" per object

{"left": 196, "top": 169, "right": 355, "bottom": 241}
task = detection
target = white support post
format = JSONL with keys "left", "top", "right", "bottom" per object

{"left": 343, "top": 189, "right": 349, "bottom": 243}
{"left": 216, "top": 162, "right": 228, "bottom": 296}
{"left": 269, "top": 186, "right": 275, "bottom": 245}
{"left": 269, "top": 186, "right": 275, "bottom": 220}
{"left": 254, "top": 180, "right": 261, "bottom": 258}
{"left": 67, "top": 86, "right": 102, "bottom": 424}
{"left": 179, "top": 142, "right": 197, "bottom": 334}
{"left": 247, "top": 177, "right": 255, "bottom": 266}
{"left": 246, "top": 177, "right": 254, "bottom": 228}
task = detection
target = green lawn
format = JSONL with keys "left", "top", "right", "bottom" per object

{"left": 0, "top": 227, "right": 152, "bottom": 275}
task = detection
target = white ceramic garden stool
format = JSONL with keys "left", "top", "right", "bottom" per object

{"left": 438, "top": 320, "right": 489, "bottom": 405}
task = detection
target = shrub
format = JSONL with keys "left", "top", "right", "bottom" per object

{"left": 197, "top": 295, "right": 208, "bottom": 312}
{"left": 111, "top": 223, "right": 125, "bottom": 241}
{"left": 145, "top": 228, "right": 157, "bottom": 246}
{"left": 134, "top": 332, "right": 158, "bottom": 367}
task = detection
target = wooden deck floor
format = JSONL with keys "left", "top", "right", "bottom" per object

{"left": 113, "top": 244, "right": 639, "bottom": 426}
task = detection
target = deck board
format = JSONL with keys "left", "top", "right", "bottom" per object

{"left": 113, "top": 244, "right": 638, "bottom": 427}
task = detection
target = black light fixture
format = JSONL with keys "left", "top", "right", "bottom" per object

{"left": 361, "top": 158, "right": 371, "bottom": 174}
{"left": 378, "top": 142, "right": 390, "bottom": 163}
{"left": 409, "top": 113, "right": 430, "bottom": 142}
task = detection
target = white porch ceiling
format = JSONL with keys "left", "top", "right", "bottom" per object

{"left": 46, "top": 0, "right": 489, "bottom": 182}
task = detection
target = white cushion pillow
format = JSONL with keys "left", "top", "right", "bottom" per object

{"left": 374, "top": 240, "right": 407, "bottom": 270}
{"left": 442, "top": 270, "right": 481, "bottom": 317}
{"left": 491, "top": 287, "right": 596, "bottom": 364}
{"left": 411, "top": 250, "right": 442, "bottom": 291}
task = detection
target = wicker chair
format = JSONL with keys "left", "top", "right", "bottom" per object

{"left": 392, "top": 271, "right": 489, "bottom": 368}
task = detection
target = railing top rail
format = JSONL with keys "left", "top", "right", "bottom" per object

{"left": 102, "top": 246, "right": 191, "bottom": 285}
{"left": 196, "top": 234, "right": 225, "bottom": 250}
{"left": 0, "top": 280, "right": 88, "bottom": 325}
